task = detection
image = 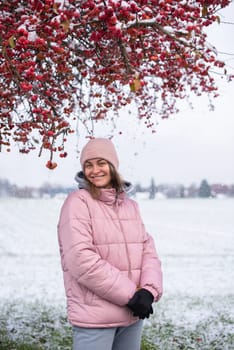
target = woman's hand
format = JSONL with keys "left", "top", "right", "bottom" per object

{"left": 127, "top": 288, "right": 154, "bottom": 319}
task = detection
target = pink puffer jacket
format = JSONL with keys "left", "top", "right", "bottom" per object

{"left": 57, "top": 188, "right": 163, "bottom": 328}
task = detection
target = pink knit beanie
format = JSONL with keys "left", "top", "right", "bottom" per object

{"left": 80, "top": 138, "right": 119, "bottom": 170}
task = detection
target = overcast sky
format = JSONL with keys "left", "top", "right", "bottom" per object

{"left": 1, "top": 3, "right": 234, "bottom": 188}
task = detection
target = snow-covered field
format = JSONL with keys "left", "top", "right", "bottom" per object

{"left": 0, "top": 196, "right": 234, "bottom": 328}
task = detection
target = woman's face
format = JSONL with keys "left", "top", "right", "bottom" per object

{"left": 84, "top": 158, "right": 112, "bottom": 188}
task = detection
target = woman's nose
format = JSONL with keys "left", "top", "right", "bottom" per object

{"left": 92, "top": 164, "right": 100, "bottom": 173}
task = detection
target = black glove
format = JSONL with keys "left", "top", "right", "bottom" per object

{"left": 127, "top": 288, "right": 154, "bottom": 319}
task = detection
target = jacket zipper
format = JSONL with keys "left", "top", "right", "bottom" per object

{"left": 114, "top": 204, "right": 132, "bottom": 280}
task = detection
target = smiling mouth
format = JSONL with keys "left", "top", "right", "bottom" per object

{"left": 91, "top": 175, "right": 105, "bottom": 179}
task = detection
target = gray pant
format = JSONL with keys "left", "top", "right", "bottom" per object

{"left": 73, "top": 320, "right": 143, "bottom": 350}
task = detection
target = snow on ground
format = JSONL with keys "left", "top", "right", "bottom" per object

{"left": 0, "top": 197, "right": 65, "bottom": 306}
{"left": 0, "top": 196, "right": 233, "bottom": 326}
{"left": 137, "top": 197, "right": 234, "bottom": 297}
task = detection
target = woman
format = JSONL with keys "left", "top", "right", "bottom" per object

{"left": 57, "top": 138, "right": 163, "bottom": 350}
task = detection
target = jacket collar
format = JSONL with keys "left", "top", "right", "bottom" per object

{"left": 98, "top": 188, "right": 125, "bottom": 206}
{"left": 74, "top": 171, "right": 134, "bottom": 205}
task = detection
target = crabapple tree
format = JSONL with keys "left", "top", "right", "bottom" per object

{"left": 0, "top": 0, "right": 232, "bottom": 168}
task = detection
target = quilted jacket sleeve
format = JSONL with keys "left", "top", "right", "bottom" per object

{"left": 58, "top": 192, "right": 136, "bottom": 306}
{"left": 141, "top": 229, "right": 163, "bottom": 301}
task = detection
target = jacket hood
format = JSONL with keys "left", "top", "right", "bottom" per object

{"left": 74, "top": 171, "right": 134, "bottom": 196}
